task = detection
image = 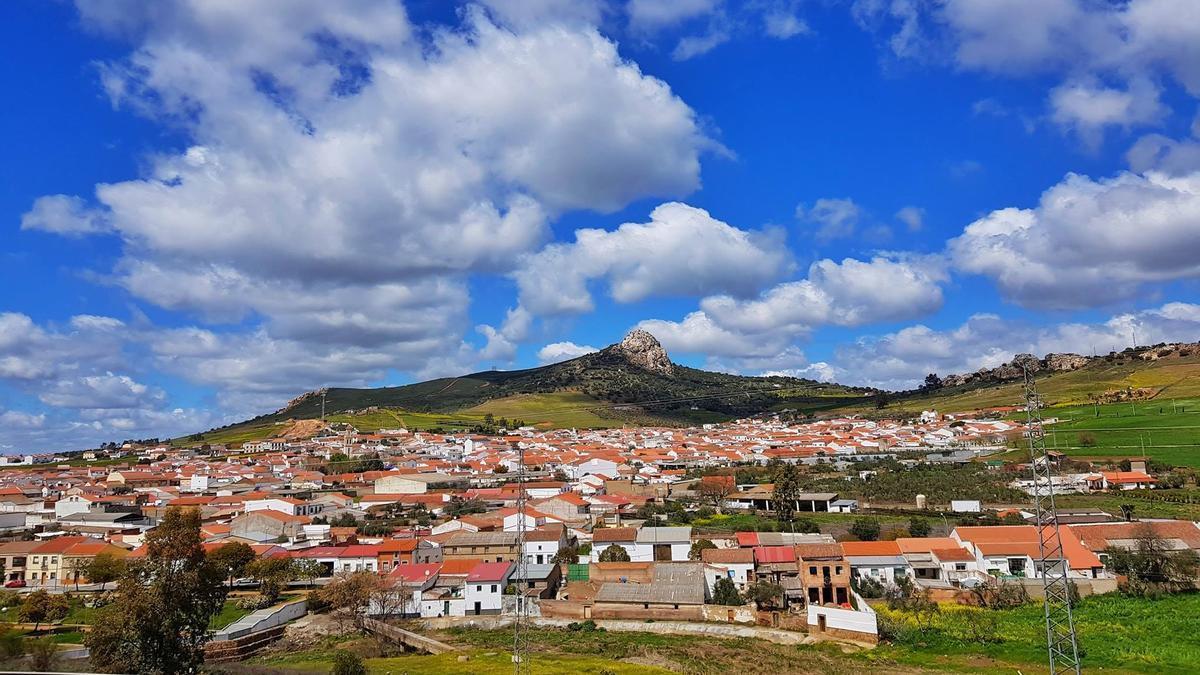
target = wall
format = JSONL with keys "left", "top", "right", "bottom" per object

{"left": 700, "top": 604, "right": 756, "bottom": 624}
{"left": 589, "top": 562, "right": 654, "bottom": 584}
{"left": 214, "top": 599, "right": 308, "bottom": 641}
{"left": 806, "top": 603, "right": 878, "bottom": 644}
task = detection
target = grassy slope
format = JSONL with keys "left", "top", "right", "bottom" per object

{"left": 864, "top": 355, "right": 1200, "bottom": 416}
{"left": 874, "top": 592, "right": 1200, "bottom": 673}
{"left": 465, "top": 391, "right": 625, "bottom": 428}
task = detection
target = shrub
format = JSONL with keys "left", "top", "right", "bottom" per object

{"left": 0, "top": 624, "right": 24, "bottom": 661}
{"left": 234, "top": 594, "right": 273, "bottom": 611}
{"left": 27, "top": 636, "right": 58, "bottom": 672}
{"left": 330, "top": 649, "right": 366, "bottom": 675}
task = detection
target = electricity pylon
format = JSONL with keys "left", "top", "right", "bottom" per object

{"left": 1023, "top": 366, "right": 1081, "bottom": 675}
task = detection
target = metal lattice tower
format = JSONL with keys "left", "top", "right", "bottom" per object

{"left": 511, "top": 440, "right": 531, "bottom": 675}
{"left": 1023, "top": 366, "right": 1082, "bottom": 675}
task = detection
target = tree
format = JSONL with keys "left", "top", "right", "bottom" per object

{"left": 85, "top": 507, "right": 227, "bottom": 674}
{"left": 293, "top": 559, "right": 324, "bottom": 589}
{"left": 712, "top": 577, "right": 743, "bottom": 606}
{"left": 849, "top": 518, "right": 882, "bottom": 541}
{"left": 771, "top": 464, "right": 803, "bottom": 522}
{"left": 1104, "top": 525, "right": 1200, "bottom": 596}
{"left": 907, "top": 517, "right": 931, "bottom": 538}
{"left": 688, "top": 539, "right": 716, "bottom": 561}
{"left": 207, "top": 542, "right": 256, "bottom": 589}
{"left": 65, "top": 557, "right": 89, "bottom": 591}
{"left": 550, "top": 546, "right": 579, "bottom": 565}
{"left": 331, "top": 649, "right": 366, "bottom": 675}
{"left": 245, "top": 556, "right": 295, "bottom": 603}
{"left": 744, "top": 581, "right": 784, "bottom": 609}
{"left": 316, "top": 571, "right": 381, "bottom": 630}
{"left": 18, "top": 591, "right": 69, "bottom": 633}
{"left": 696, "top": 475, "right": 735, "bottom": 513}
{"left": 598, "top": 544, "right": 631, "bottom": 563}
{"left": 85, "top": 553, "right": 126, "bottom": 591}
{"left": 873, "top": 391, "right": 892, "bottom": 409}
{"left": 921, "top": 373, "right": 943, "bottom": 391}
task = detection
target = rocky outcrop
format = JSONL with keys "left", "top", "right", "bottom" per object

{"left": 1045, "top": 353, "right": 1090, "bottom": 371}
{"left": 614, "top": 329, "right": 674, "bottom": 376}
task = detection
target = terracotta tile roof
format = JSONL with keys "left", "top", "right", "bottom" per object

{"left": 700, "top": 548, "right": 754, "bottom": 564}
{"left": 840, "top": 541, "right": 902, "bottom": 557}
{"left": 593, "top": 527, "right": 637, "bottom": 543}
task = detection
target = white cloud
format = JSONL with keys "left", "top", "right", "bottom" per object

{"left": 27, "top": 2, "right": 713, "bottom": 414}
{"left": 796, "top": 198, "right": 863, "bottom": 242}
{"left": 477, "top": 306, "right": 533, "bottom": 363}
{"left": 895, "top": 206, "right": 925, "bottom": 232}
{"left": 0, "top": 411, "right": 46, "bottom": 429}
{"left": 672, "top": 26, "right": 731, "bottom": 60}
{"left": 949, "top": 170, "right": 1200, "bottom": 308}
{"left": 537, "top": 341, "right": 599, "bottom": 364}
{"left": 39, "top": 373, "right": 161, "bottom": 410}
{"left": 832, "top": 302, "right": 1200, "bottom": 390}
{"left": 627, "top": 0, "right": 721, "bottom": 31}
{"left": 637, "top": 255, "right": 945, "bottom": 377}
{"left": 854, "top": 0, "right": 1200, "bottom": 140}
{"left": 20, "top": 195, "right": 109, "bottom": 235}
{"left": 1127, "top": 116, "right": 1200, "bottom": 176}
{"left": 764, "top": 10, "right": 809, "bottom": 39}
{"left": 1049, "top": 77, "right": 1164, "bottom": 147}
{"left": 479, "top": 0, "right": 610, "bottom": 28}
{"left": 700, "top": 256, "right": 946, "bottom": 334}
{"left": 515, "top": 202, "right": 791, "bottom": 315}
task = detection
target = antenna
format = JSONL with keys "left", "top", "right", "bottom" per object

{"left": 1023, "top": 366, "right": 1081, "bottom": 675}
{"left": 321, "top": 390, "right": 327, "bottom": 422}
{"left": 512, "top": 440, "right": 530, "bottom": 674}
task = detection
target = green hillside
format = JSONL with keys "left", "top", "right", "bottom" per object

{"left": 178, "top": 332, "right": 870, "bottom": 445}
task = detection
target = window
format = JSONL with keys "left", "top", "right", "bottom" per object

{"left": 955, "top": 563, "right": 966, "bottom": 571}
{"left": 809, "top": 566, "right": 817, "bottom": 575}
{"left": 835, "top": 566, "right": 842, "bottom": 575}
{"left": 476, "top": 585, "right": 482, "bottom": 591}
{"left": 491, "top": 585, "right": 497, "bottom": 593}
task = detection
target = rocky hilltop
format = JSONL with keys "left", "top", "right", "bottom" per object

{"left": 941, "top": 342, "right": 1199, "bottom": 388}
{"left": 610, "top": 329, "right": 674, "bottom": 376}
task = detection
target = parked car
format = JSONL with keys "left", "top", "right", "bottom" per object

{"left": 4, "top": 580, "right": 26, "bottom": 588}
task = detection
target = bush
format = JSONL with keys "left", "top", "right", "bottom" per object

{"left": 27, "top": 637, "right": 58, "bottom": 672}
{"left": 234, "top": 594, "right": 273, "bottom": 611}
{"left": 567, "top": 620, "right": 600, "bottom": 632}
{"left": 851, "top": 575, "right": 886, "bottom": 599}
{"left": 0, "top": 624, "right": 24, "bottom": 661}
{"left": 330, "top": 649, "right": 366, "bottom": 675}
{"left": 849, "top": 518, "right": 882, "bottom": 542}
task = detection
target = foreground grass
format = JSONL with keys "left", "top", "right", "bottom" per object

{"left": 872, "top": 592, "right": 1200, "bottom": 673}
{"left": 256, "top": 649, "right": 671, "bottom": 674}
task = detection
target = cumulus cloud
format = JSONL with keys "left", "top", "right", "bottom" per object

{"left": 764, "top": 9, "right": 809, "bottom": 39}
{"left": 796, "top": 198, "right": 863, "bottom": 242}
{"left": 832, "top": 302, "right": 1200, "bottom": 390}
{"left": 515, "top": 202, "right": 790, "bottom": 315}
{"left": 477, "top": 306, "right": 533, "bottom": 363}
{"left": 0, "top": 411, "right": 46, "bottom": 429}
{"left": 895, "top": 206, "right": 925, "bottom": 232}
{"left": 853, "top": 0, "right": 1200, "bottom": 140}
{"left": 23, "top": 1, "right": 713, "bottom": 417}
{"left": 700, "top": 256, "right": 946, "bottom": 335}
{"left": 949, "top": 170, "right": 1200, "bottom": 308}
{"left": 1050, "top": 77, "right": 1164, "bottom": 147}
{"left": 39, "top": 373, "right": 162, "bottom": 410}
{"left": 537, "top": 341, "right": 599, "bottom": 364}
{"left": 637, "top": 255, "right": 946, "bottom": 376}
{"left": 20, "top": 195, "right": 109, "bottom": 235}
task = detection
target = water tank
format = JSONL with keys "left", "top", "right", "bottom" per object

{"left": 915, "top": 494, "right": 927, "bottom": 509}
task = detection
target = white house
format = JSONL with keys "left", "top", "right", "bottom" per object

{"left": 245, "top": 497, "right": 323, "bottom": 517}
{"left": 54, "top": 494, "right": 97, "bottom": 520}
{"left": 523, "top": 524, "right": 567, "bottom": 565}
{"left": 950, "top": 500, "right": 982, "bottom": 513}
{"left": 699, "top": 547, "right": 755, "bottom": 589}
{"left": 463, "top": 562, "right": 513, "bottom": 616}
{"left": 632, "top": 526, "right": 693, "bottom": 562}
{"left": 564, "top": 458, "right": 618, "bottom": 481}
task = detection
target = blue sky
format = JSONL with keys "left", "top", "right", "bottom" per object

{"left": 3, "top": 0, "right": 1200, "bottom": 451}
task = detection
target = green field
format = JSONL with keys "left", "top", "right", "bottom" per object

{"left": 1034, "top": 398, "right": 1200, "bottom": 467}
{"left": 874, "top": 592, "right": 1200, "bottom": 673}
{"left": 467, "top": 392, "right": 625, "bottom": 428}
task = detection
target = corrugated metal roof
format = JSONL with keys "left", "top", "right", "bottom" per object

{"left": 635, "top": 526, "right": 691, "bottom": 544}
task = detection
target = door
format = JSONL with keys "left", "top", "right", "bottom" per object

{"left": 817, "top": 614, "right": 826, "bottom": 632}
{"left": 473, "top": 601, "right": 481, "bottom": 615}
